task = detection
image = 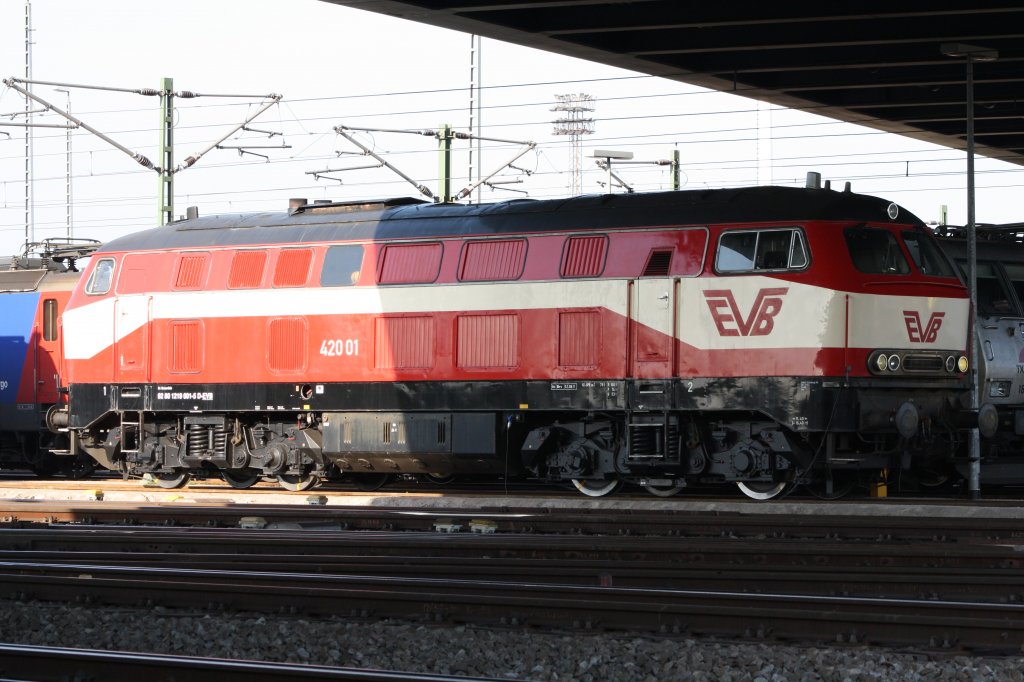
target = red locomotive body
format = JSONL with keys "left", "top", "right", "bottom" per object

{"left": 60, "top": 187, "right": 972, "bottom": 496}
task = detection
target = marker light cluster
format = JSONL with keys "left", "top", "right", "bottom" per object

{"left": 869, "top": 350, "right": 967, "bottom": 376}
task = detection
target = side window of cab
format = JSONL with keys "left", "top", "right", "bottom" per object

{"left": 85, "top": 258, "right": 115, "bottom": 295}
{"left": 716, "top": 228, "right": 808, "bottom": 273}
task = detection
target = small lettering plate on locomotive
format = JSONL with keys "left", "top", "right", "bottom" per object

{"left": 551, "top": 382, "right": 578, "bottom": 391}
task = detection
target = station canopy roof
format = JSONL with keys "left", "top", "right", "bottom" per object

{"left": 324, "top": 1, "right": 1024, "bottom": 167}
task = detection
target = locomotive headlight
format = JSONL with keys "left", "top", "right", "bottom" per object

{"left": 989, "top": 380, "right": 1012, "bottom": 398}
{"left": 945, "top": 355, "right": 956, "bottom": 373}
{"left": 887, "top": 354, "right": 901, "bottom": 372}
{"left": 875, "top": 354, "right": 889, "bottom": 372}
{"left": 957, "top": 356, "right": 969, "bottom": 373}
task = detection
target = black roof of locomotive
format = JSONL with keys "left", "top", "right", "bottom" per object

{"left": 97, "top": 185, "right": 922, "bottom": 253}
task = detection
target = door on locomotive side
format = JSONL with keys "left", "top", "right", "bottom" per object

{"left": 631, "top": 248, "right": 675, "bottom": 379}
{"left": 34, "top": 294, "right": 62, "bottom": 405}
{"left": 114, "top": 294, "right": 151, "bottom": 383}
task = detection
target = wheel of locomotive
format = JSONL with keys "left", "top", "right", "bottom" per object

{"left": 29, "top": 459, "right": 61, "bottom": 478}
{"left": 277, "top": 473, "right": 319, "bottom": 492}
{"left": 736, "top": 480, "right": 794, "bottom": 501}
{"left": 148, "top": 470, "right": 190, "bottom": 489}
{"left": 643, "top": 483, "right": 685, "bottom": 498}
{"left": 323, "top": 464, "right": 346, "bottom": 482}
{"left": 221, "top": 468, "right": 262, "bottom": 489}
{"left": 425, "top": 473, "right": 455, "bottom": 485}
{"left": 571, "top": 478, "right": 622, "bottom": 497}
{"left": 65, "top": 454, "right": 97, "bottom": 480}
{"left": 915, "top": 464, "right": 956, "bottom": 489}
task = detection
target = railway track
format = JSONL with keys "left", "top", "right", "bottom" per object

{"left": 0, "top": 558, "right": 1020, "bottom": 651}
{"left": 0, "top": 522, "right": 1021, "bottom": 651}
{"left": 0, "top": 643, "right": 499, "bottom": 681}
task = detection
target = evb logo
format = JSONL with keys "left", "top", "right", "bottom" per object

{"left": 703, "top": 287, "right": 789, "bottom": 337}
{"left": 904, "top": 311, "right": 944, "bottom": 343}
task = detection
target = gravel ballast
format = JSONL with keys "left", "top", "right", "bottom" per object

{"left": 2, "top": 599, "right": 1022, "bottom": 681}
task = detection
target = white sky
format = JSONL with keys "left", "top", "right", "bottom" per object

{"left": 0, "top": 0, "right": 1020, "bottom": 257}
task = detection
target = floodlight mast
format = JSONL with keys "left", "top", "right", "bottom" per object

{"left": 940, "top": 42, "right": 998, "bottom": 501}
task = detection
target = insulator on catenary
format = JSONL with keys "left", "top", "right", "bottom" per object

{"left": 136, "top": 88, "right": 161, "bottom": 97}
{"left": 176, "top": 91, "right": 198, "bottom": 98}
{"left": 133, "top": 154, "right": 155, "bottom": 170}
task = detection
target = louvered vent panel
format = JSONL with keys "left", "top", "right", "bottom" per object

{"left": 268, "top": 317, "right": 306, "bottom": 372}
{"left": 273, "top": 249, "right": 313, "bottom": 287}
{"left": 175, "top": 254, "right": 208, "bottom": 289}
{"left": 379, "top": 243, "right": 442, "bottom": 284}
{"left": 558, "top": 310, "right": 599, "bottom": 367}
{"left": 228, "top": 251, "right": 267, "bottom": 289}
{"left": 457, "top": 314, "right": 518, "bottom": 368}
{"left": 643, "top": 250, "right": 672, "bottom": 276}
{"left": 459, "top": 239, "right": 526, "bottom": 281}
{"left": 169, "top": 320, "right": 203, "bottom": 373}
{"left": 561, "top": 236, "right": 607, "bottom": 277}
{"left": 375, "top": 316, "right": 434, "bottom": 369}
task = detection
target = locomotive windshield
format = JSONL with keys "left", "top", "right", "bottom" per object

{"left": 902, "top": 231, "right": 957, "bottom": 278}
{"left": 844, "top": 226, "right": 910, "bottom": 275}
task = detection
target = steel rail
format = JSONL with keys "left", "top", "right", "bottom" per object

{"left": 0, "top": 525, "right": 1020, "bottom": 570}
{"left": 0, "top": 547, "right": 1020, "bottom": 600}
{"left": 0, "top": 643, "right": 500, "bottom": 681}
{"left": 0, "top": 499, "right": 1023, "bottom": 542}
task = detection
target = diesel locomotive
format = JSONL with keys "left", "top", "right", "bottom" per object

{"left": 56, "top": 186, "right": 979, "bottom": 498}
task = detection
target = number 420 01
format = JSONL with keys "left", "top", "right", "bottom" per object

{"left": 319, "top": 339, "right": 359, "bottom": 357}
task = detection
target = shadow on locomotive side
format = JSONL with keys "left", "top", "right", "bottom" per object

{"left": 51, "top": 182, "right": 1000, "bottom": 499}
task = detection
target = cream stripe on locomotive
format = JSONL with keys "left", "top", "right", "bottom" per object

{"left": 63, "top": 275, "right": 968, "bottom": 361}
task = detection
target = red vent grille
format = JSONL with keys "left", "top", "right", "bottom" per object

{"left": 558, "top": 310, "right": 599, "bottom": 367}
{"left": 174, "top": 254, "right": 208, "bottom": 289}
{"left": 169, "top": 320, "right": 203, "bottom": 373}
{"left": 643, "top": 250, "right": 672, "bottom": 276}
{"left": 457, "top": 314, "right": 518, "bottom": 368}
{"left": 459, "top": 240, "right": 526, "bottom": 281}
{"left": 273, "top": 249, "right": 313, "bottom": 287}
{"left": 268, "top": 317, "right": 306, "bottom": 372}
{"left": 229, "top": 251, "right": 267, "bottom": 289}
{"left": 379, "top": 243, "right": 443, "bottom": 284}
{"left": 375, "top": 316, "right": 434, "bottom": 369}
{"left": 561, "top": 236, "right": 607, "bottom": 277}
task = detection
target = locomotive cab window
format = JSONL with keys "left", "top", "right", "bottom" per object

{"left": 716, "top": 228, "right": 807, "bottom": 273}
{"left": 85, "top": 258, "right": 115, "bottom": 295}
{"left": 845, "top": 226, "right": 909, "bottom": 275}
{"left": 1001, "top": 263, "right": 1024, "bottom": 314}
{"left": 321, "top": 245, "right": 364, "bottom": 287}
{"left": 902, "top": 232, "right": 956, "bottom": 278}
{"left": 957, "top": 260, "right": 1015, "bottom": 316}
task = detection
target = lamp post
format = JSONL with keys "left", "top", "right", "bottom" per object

{"left": 941, "top": 42, "right": 998, "bottom": 501}
{"left": 590, "top": 149, "right": 633, "bottom": 193}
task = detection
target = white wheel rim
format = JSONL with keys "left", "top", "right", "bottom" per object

{"left": 737, "top": 481, "right": 787, "bottom": 500}
{"left": 644, "top": 484, "right": 685, "bottom": 498}
{"left": 572, "top": 479, "right": 619, "bottom": 497}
